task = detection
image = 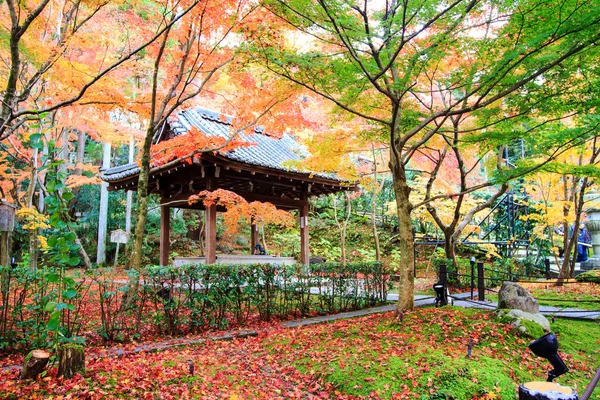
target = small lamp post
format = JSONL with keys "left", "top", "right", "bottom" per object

{"left": 0, "top": 200, "right": 16, "bottom": 267}
{"left": 519, "top": 333, "right": 578, "bottom": 399}
{"left": 433, "top": 282, "right": 449, "bottom": 307}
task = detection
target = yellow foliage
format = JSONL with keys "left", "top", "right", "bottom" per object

{"left": 37, "top": 235, "right": 49, "bottom": 251}
{"left": 408, "top": 176, "right": 484, "bottom": 228}
{"left": 65, "top": 174, "right": 101, "bottom": 188}
{"left": 16, "top": 207, "right": 51, "bottom": 231}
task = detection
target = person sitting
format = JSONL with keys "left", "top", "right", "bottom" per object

{"left": 254, "top": 243, "right": 267, "bottom": 255}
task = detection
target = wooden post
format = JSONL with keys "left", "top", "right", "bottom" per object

{"left": 205, "top": 175, "right": 217, "bottom": 264}
{"left": 114, "top": 243, "right": 120, "bottom": 267}
{"left": 250, "top": 221, "right": 258, "bottom": 254}
{"left": 439, "top": 263, "right": 447, "bottom": 286}
{"left": 477, "top": 262, "right": 485, "bottom": 301}
{"left": 300, "top": 202, "right": 309, "bottom": 265}
{"left": 160, "top": 205, "right": 170, "bottom": 266}
{"left": 518, "top": 382, "right": 578, "bottom": 399}
{"left": 0, "top": 231, "right": 9, "bottom": 268}
{"left": 125, "top": 136, "right": 135, "bottom": 235}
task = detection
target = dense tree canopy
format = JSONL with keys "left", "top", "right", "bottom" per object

{"left": 246, "top": 0, "right": 600, "bottom": 310}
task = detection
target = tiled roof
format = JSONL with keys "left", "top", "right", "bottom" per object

{"left": 100, "top": 162, "right": 139, "bottom": 181}
{"left": 102, "top": 106, "right": 338, "bottom": 182}
{"left": 171, "top": 107, "right": 312, "bottom": 173}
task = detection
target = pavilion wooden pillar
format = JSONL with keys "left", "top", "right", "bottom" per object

{"left": 300, "top": 194, "right": 309, "bottom": 265}
{"left": 205, "top": 175, "right": 217, "bottom": 264}
{"left": 159, "top": 205, "right": 170, "bottom": 266}
{"left": 250, "top": 220, "right": 258, "bottom": 254}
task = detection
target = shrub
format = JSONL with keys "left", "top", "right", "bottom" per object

{"left": 576, "top": 270, "right": 600, "bottom": 284}
{"left": 140, "top": 261, "right": 390, "bottom": 333}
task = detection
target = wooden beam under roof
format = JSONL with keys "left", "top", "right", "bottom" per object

{"left": 160, "top": 190, "right": 307, "bottom": 210}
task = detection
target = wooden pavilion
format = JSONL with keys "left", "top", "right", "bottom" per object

{"left": 100, "top": 107, "right": 358, "bottom": 266}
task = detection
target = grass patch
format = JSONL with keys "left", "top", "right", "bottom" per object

{"left": 551, "top": 318, "right": 600, "bottom": 361}
{"left": 263, "top": 307, "right": 599, "bottom": 399}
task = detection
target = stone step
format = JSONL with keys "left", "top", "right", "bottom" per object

{"left": 546, "top": 259, "right": 581, "bottom": 276}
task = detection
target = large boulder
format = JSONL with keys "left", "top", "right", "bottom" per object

{"left": 217, "top": 243, "right": 234, "bottom": 254}
{"left": 233, "top": 235, "right": 250, "bottom": 247}
{"left": 498, "top": 281, "right": 539, "bottom": 313}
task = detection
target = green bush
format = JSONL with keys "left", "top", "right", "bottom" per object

{"left": 576, "top": 270, "right": 600, "bottom": 283}
{"left": 0, "top": 264, "right": 86, "bottom": 351}
{"left": 141, "top": 261, "right": 390, "bottom": 334}
{"left": 2, "top": 261, "right": 389, "bottom": 348}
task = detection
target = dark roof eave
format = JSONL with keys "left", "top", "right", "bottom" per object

{"left": 101, "top": 159, "right": 358, "bottom": 191}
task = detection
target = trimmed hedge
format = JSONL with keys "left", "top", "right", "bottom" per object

{"left": 141, "top": 261, "right": 390, "bottom": 335}
{"left": 1, "top": 261, "right": 389, "bottom": 348}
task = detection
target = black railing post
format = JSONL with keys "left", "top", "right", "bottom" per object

{"left": 470, "top": 257, "right": 476, "bottom": 300}
{"left": 439, "top": 263, "right": 447, "bottom": 287}
{"left": 544, "top": 258, "right": 551, "bottom": 280}
{"left": 413, "top": 245, "right": 417, "bottom": 279}
{"left": 477, "top": 262, "right": 485, "bottom": 301}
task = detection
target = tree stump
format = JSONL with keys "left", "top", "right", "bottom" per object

{"left": 519, "top": 381, "right": 578, "bottom": 400}
{"left": 57, "top": 344, "right": 85, "bottom": 378}
{"left": 20, "top": 349, "right": 50, "bottom": 379}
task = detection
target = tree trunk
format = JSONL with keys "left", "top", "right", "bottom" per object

{"left": 57, "top": 128, "right": 69, "bottom": 196}
{"left": 71, "top": 229, "right": 92, "bottom": 269}
{"left": 390, "top": 151, "right": 415, "bottom": 312}
{"left": 125, "top": 136, "right": 135, "bottom": 235}
{"left": 444, "top": 233, "right": 456, "bottom": 265}
{"left": 371, "top": 184, "right": 382, "bottom": 261}
{"left": 371, "top": 144, "right": 382, "bottom": 261}
{"left": 57, "top": 344, "right": 85, "bottom": 378}
{"left": 122, "top": 125, "right": 154, "bottom": 311}
{"left": 20, "top": 350, "right": 50, "bottom": 379}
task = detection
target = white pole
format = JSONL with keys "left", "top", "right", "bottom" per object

{"left": 96, "top": 142, "right": 111, "bottom": 265}
{"left": 125, "top": 137, "right": 135, "bottom": 234}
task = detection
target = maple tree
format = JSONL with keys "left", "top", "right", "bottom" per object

{"left": 121, "top": 0, "right": 319, "bottom": 311}
{"left": 0, "top": 0, "right": 201, "bottom": 141}
{"left": 188, "top": 188, "right": 293, "bottom": 246}
{"left": 0, "top": 0, "right": 167, "bottom": 269}
{"left": 526, "top": 126, "right": 600, "bottom": 279}
{"left": 247, "top": 0, "right": 600, "bottom": 311}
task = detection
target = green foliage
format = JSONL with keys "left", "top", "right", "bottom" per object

{"left": 0, "top": 135, "right": 88, "bottom": 350}
{"left": 576, "top": 270, "right": 600, "bottom": 284}
{"left": 270, "top": 230, "right": 300, "bottom": 257}
{"left": 139, "top": 261, "right": 389, "bottom": 335}
{"left": 0, "top": 264, "right": 86, "bottom": 351}
{"left": 272, "top": 307, "right": 535, "bottom": 399}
